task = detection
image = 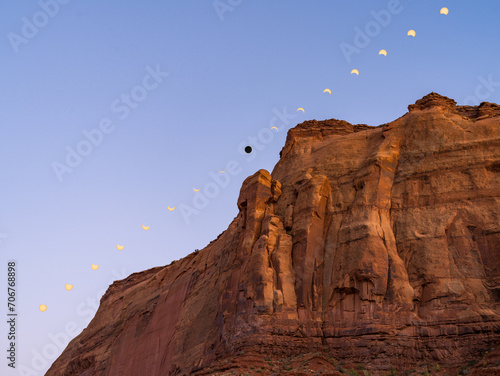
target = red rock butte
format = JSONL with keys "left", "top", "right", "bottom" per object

{"left": 47, "top": 93, "right": 500, "bottom": 375}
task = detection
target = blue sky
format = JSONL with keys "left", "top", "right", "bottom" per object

{"left": 1, "top": 1, "right": 499, "bottom": 374}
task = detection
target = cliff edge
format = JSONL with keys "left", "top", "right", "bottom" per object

{"left": 46, "top": 93, "right": 500, "bottom": 375}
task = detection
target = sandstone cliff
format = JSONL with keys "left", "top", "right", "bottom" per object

{"left": 46, "top": 93, "right": 500, "bottom": 375}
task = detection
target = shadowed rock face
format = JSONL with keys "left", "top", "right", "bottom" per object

{"left": 46, "top": 93, "right": 500, "bottom": 375}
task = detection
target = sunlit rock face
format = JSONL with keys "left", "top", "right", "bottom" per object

{"left": 47, "top": 93, "right": 500, "bottom": 375}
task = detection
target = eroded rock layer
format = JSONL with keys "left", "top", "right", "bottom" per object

{"left": 46, "top": 93, "right": 500, "bottom": 375}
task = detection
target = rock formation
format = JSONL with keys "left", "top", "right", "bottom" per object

{"left": 46, "top": 93, "right": 500, "bottom": 375}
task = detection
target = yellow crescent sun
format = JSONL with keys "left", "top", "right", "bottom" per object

{"left": 218, "top": 169, "right": 226, "bottom": 173}
{"left": 379, "top": 49, "right": 387, "bottom": 56}
{"left": 116, "top": 244, "right": 124, "bottom": 250}
{"left": 407, "top": 30, "right": 416, "bottom": 37}
{"left": 193, "top": 187, "right": 200, "bottom": 192}
{"left": 167, "top": 206, "right": 175, "bottom": 211}
{"left": 65, "top": 284, "right": 73, "bottom": 291}
{"left": 440, "top": 7, "right": 449, "bottom": 15}
{"left": 270, "top": 126, "right": 278, "bottom": 131}
{"left": 296, "top": 107, "right": 305, "bottom": 113}
{"left": 91, "top": 264, "right": 99, "bottom": 270}
{"left": 323, "top": 88, "right": 331, "bottom": 95}
{"left": 351, "top": 69, "right": 359, "bottom": 75}
{"left": 142, "top": 225, "right": 150, "bottom": 230}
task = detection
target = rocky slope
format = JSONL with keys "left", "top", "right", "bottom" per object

{"left": 46, "top": 93, "right": 500, "bottom": 375}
